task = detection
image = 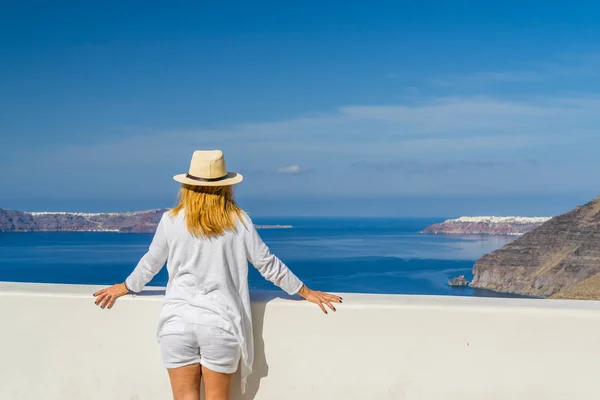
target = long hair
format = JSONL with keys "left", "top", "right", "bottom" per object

{"left": 171, "top": 184, "right": 243, "bottom": 237}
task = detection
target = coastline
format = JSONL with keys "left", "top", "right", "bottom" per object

{"left": 1, "top": 225, "right": 293, "bottom": 233}
{"left": 0, "top": 208, "right": 295, "bottom": 233}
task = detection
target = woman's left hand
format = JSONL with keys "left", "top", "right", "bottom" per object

{"left": 93, "top": 283, "right": 129, "bottom": 309}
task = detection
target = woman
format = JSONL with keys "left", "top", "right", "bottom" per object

{"left": 93, "top": 150, "right": 341, "bottom": 400}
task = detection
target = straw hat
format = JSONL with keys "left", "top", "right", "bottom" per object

{"left": 173, "top": 150, "right": 243, "bottom": 186}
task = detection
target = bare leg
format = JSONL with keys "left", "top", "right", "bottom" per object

{"left": 202, "top": 365, "right": 234, "bottom": 400}
{"left": 167, "top": 364, "right": 202, "bottom": 400}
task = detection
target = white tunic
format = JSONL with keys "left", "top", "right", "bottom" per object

{"left": 125, "top": 210, "right": 303, "bottom": 392}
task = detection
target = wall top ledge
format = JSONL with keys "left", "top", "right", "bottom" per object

{"left": 2, "top": 281, "right": 600, "bottom": 312}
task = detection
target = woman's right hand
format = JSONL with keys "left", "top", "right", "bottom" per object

{"left": 298, "top": 285, "right": 342, "bottom": 314}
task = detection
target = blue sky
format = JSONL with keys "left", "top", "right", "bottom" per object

{"left": 1, "top": 1, "right": 599, "bottom": 216}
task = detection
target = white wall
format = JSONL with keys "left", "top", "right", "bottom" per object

{"left": 2, "top": 282, "right": 600, "bottom": 400}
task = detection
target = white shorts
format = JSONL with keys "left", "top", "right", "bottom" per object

{"left": 158, "top": 318, "right": 241, "bottom": 374}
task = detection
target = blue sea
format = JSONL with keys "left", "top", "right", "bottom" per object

{"left": 0, "top": 217, "right": 518, "bottom": 297}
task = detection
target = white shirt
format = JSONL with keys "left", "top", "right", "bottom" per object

{"left": 125, "top": 210, "right": 304, "bottom": 392}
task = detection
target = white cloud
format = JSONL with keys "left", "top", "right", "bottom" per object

{"left": 7, "top": 94, "right": 600, "bottom": 170}
{"left": 2, "top": 94, "right": 600, "bottom": 197}
{"left": 428, "top": 54, "right": 600, "bottom": 87}
{"left": 277, "top": 165, "right": 304, "bottom": 174}
{"left": 431, "top": 71, "right": 544, "bottom": 86}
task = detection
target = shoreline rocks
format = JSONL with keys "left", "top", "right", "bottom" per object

{"left": 448, "top": 275, "right": 470, "bottom": 287}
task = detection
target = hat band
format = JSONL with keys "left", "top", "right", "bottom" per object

{"left": 185, "top": 173, "right": 229, "bottom": 182}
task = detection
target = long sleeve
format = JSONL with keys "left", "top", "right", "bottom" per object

{"left": 125, "top": 214, "right": 169, "bottom": 293}
{"left": 242, "top": 215, "right": 304, "bottom": 295}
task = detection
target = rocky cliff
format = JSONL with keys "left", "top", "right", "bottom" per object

{"left": 421, "top": 216, "right": 549, "bottom": 236}
{"left": 0, "top": 208, "right": 292, "bottom": 233}
{"left": 0, "top": 209, "right": 168, "bottom": 233}
{"left": 471, "top": 196, "right": 600, "bottom": 298}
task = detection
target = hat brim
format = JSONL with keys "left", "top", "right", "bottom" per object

{"left": 173, "top": 172, "right": 243, "bottom": 186}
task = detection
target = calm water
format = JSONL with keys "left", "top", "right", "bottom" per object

{"left": 0, "top": 217, "right": 517, "bottom": 297}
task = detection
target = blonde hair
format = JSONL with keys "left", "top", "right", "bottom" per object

{"left": 171, "top": 184, "right": 244, "bottom": 237}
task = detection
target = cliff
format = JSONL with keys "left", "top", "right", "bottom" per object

{"left": 0, "top": 208, "right": 292, "bottom": 233}
{"left": 471, "top": 196, "right": 600, "bottom": 298}
{"left": 0, "top": 209, "right": 168, "bottom": 233}
{"left": 421, "top": 216, "right": 549, "bottom": 236}
{"left": 550, "top": 273, "right": 600, "bottom": 300}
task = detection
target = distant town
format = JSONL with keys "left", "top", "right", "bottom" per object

{"left": 421, "top": 216, "right": 550, "bottom": 236}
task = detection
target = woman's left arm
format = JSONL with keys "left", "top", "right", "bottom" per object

{"left": 242, "top": 215, "right": 342, "bottom": 313}
{"left": 94, "top": 214, "right": 169, "bottom": 309}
